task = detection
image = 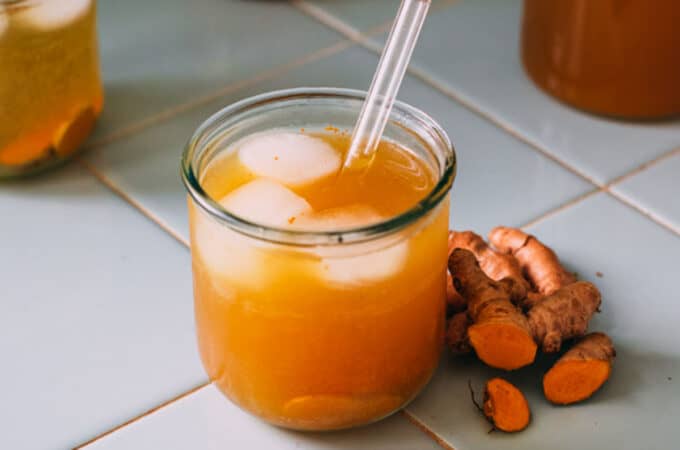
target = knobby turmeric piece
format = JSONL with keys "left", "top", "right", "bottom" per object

{"left": 488, "top": 226, "right": 575, "bottom": 308}
{"left": 543, "top": 332, "right": 615, "bottom": 405}
{"left": 528, "top": 281, "right": 601, "bottom": 353}
{"left": 449, "top": 249, "right": 537, "bottom": 370}
{"left": 449, "top": 230, "right": 529, "bottom": 302}
{"left": 446, "top": 233, "right": 467, "bottom": 313}
{"left": 446, "top": 311, "right": 472, "bottom": 355}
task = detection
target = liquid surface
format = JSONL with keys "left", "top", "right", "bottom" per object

{"left": 201, "top": 130, "right": 436, "bottom": 220}
{"left": 190, "top": 130, "right": 448, "bottom": 429}
{"left": 522, "top": 0, "right": 680, "bottom": 118}
{"left": 0, "top": 0, "right": 102, "bottom": 175}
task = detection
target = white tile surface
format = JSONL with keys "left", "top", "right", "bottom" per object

{"left": 612, "top": 151, "right": 680, "bottom": 234}
{"left": 84, "top": 384, "right": 442, "bottom": 450}
{"left": 85, "top": 46, "right": 591, "bottom": 240}
{"left": 393, "top": 0, "right": 680, "bottom": 184}
{"left": 0, "top": 167, "right": 205, "bottom": 449}
{"left": 302, "top": 0, "right": 400, "bottom": 32}
{"left": 94, "top": 0, "right": 343, "bottom": 140}
{"left": 407, "top": 193, "right": 680, "bottom": 450}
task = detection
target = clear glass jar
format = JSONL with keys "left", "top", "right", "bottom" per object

{"left": 0, "top": 0, "right": 103, "bottom": 178}
{"left": 182, "top": 88, "right": 456, "bottom": 430}
{"left": 522, "top": 0, "right": 680, "bottom": 119}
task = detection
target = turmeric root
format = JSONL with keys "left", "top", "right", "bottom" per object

{"left": 528, "top": 281, "right": 601, "bottom": 353}
{"left": 488, "top": 227, "right": 575, "bottom": 307}
{"left": 543, "top": 332, "right": 615, "bottom": 405}
{"left": 446, "top": 312, "right": 472, "bottom": 355}
{"left": 449, "top": 249, "right": 537, "bottom": 370}
{"left": 449, "top": 230, "right": 529, "bottom": 302}
{"left": 479, "top": 378, "right": 531, "bottom": 432}
{"left": 446, "top": 233, "right": 467, "bottom": 313}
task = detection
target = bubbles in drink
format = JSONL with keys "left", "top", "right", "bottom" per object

{"left": 17, "top": 0, "right": 91, "bottom": 30}
{"left": 238, "top": 131, "right": 341, "bottom": 187}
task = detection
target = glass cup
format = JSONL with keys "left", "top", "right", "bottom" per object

{"left": 0, "top": 0, "right": 103, "bottom": 178}
{"left": 181, "top": 88, "right": 456, "bottom": 430}
{"left": 521, "top": 0, "right": 680, "bottom": 119}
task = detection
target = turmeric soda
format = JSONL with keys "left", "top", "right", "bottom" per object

{"left": 191, "top": 131, "right": 449, "bottom": 430}
{"left": 0, "top": 0, "right": 102, "bottom": 176}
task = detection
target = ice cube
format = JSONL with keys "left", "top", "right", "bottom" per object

{"left": 297, "top": 204, "right": 409, "bottom": 286}
{"left": 238, "top": 131, "right": 341, "bottom": 187}
{"left": 191, "top": 179, "right": 312, "bottom": 287}
{"left": 220, "top": 178, "right": 312, "bottom": 227}
{"left": 191, "top": 206, "right": 263, "bottom": 288}
{"left": 18, "top": 0, "right": 90, "bottom": 30}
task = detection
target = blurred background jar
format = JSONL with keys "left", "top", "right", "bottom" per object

{"left": 521, "top": 0, "right": 680, "bottom": 120}
{"left": 0, "top": 0, "right": 102, "bottom": 178}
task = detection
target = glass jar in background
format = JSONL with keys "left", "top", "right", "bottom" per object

{"left": 182, "top": 88, "right": 456, "bottom": 430}
{"left": 0, "top": 0, "right": 103, "bottom": 178}
{"left": 521, "top": 0, "right": 680, "bottom": 119}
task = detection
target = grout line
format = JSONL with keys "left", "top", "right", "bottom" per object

{"left": 292, "top": 0, "right": 365, "bottom": 42}
{"left": 293, "top": 0, "right": 459, "bottom": 44}
{"left": 404, "top": 64, "right": 604, "bottom": 188}
{"left": 604, "top": 188, "right": 680, "bottom": 237}
{"left": 519, "top": 187, "right": 602, "bottom": 230}
{"left": 606, "top": 144, "right": 680, "bottom": 188}
{"left": 403, "top": 64, "right": 680, "bottom": 239}
{"left": 77, "top": 158, "right": 190, "bottom": 248}
{"left": 84, "top": 39, "right": 355, "bottom": 152}
{"left": 74, "top": 381, "right": 212, "bottom": 449}
{"left": 401, "top": 410, "right": 457, "bottom": 450}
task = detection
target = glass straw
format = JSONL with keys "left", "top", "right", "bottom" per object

{"left": 342, "top": 0, "right": 431, "bottom": 172}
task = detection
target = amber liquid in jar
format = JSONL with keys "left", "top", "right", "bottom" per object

{"left": 189, "top": 130, "right": 448, "bottom": 430}
{"left": 0, "top": 0, "right": 103, "bottom": 177}
{"left": 522, "top": 0, "right": 680, "bottom": 119}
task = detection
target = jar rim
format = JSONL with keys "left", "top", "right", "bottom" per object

{"left": 181, "top": 87, "right": 456, "bottom": 247}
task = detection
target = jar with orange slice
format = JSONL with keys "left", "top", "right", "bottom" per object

{"left": 0, "top": 0, "right": 103, "bottom": 178}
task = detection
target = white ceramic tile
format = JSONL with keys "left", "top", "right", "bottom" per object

{"left": 381, "top": 0, "right": 680, "bottom": 184}
{"left": 612, "top": 152, "right": 680, "bottom": 233}
{"left": 93, "top": 0, "right": 342, "bottom": 139}
{"left": 301, "top": 0, "right": 401, "bottom": 32}
{"left": 84, "top": 384, "right": 441, "bottom": 450}
{"left": 0, "top": 167, "right": 205, "bottom": 449}
{"left": 407, "top": 193, "right": 680, "bottom": 450}
{"left": 85, "top": 45, "right": 591, "bottom": 240}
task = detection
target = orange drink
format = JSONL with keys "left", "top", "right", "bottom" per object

{"left": 182, "top": 89, "right": 456, "bottom": 430}
{"left": 0, "top": 0, "right": 102, "bottom": 177}
{"left": 522, "top": 0, "right": 680, "bottom": 119}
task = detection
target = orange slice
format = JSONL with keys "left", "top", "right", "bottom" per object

{"left": 52, "top": 106, "right": 96, "bottom": 157}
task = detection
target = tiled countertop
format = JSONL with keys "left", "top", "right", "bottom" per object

{"left": 2, "top": 1, "right": 679, "bottom": 449}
